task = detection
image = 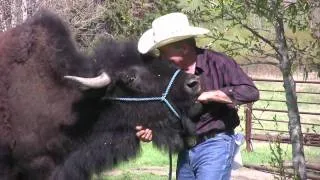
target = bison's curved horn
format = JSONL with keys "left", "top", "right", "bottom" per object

{"left": 64, "top": 72, "right": 111, "bottom": 88}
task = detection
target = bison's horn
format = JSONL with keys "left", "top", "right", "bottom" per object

{"left": 64, "top": 72, "right": 111, "bottom": 88}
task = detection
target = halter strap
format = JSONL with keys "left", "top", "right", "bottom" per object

{"left": 104, "top": 69, "right": 181, "bottom": 119}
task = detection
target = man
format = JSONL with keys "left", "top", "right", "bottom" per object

{"left": 136, "top": 12, "right": 259, "bottom": 180}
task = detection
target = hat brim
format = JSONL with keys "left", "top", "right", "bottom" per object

{"left": 138, "top": 27, "right": 209, "bottom": 54}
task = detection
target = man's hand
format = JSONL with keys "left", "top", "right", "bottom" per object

{"left": 135, "top": 126, "right": 153, "bottom": 142}
{"left": 197, "top": 90, "right": 232, "bottom": 104}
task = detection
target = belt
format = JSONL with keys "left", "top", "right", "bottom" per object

{"left": 184, "top": 130, "right": 234, "bottom": 148}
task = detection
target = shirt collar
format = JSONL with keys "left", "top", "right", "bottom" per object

{"left": 195, "top": 48, "right": 205, "bottom": 75}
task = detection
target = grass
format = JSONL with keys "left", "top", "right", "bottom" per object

{"left": 112, "top": 143, "right": 177, "bottom": 170}
{"left": 98, "top": 143, "right": 177, "bottom": 179}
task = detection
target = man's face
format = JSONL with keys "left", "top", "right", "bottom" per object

{"left": 159, "top": 42, "right": 185, "bottom": 66}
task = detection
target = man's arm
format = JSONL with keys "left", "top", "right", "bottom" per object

{"left": 218, "top": 55, "right": 259, "bottom": 105}
{"left": 197, "top": 90, "right": 232, "bottom": 104}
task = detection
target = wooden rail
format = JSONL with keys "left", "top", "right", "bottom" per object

{"left": 244, "top": 78, "right": 320, "bottom": 151}
{"left": 250, "top": 134, "right": 320, "bottom": 147}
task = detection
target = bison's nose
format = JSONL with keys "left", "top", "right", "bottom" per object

{"left": 185, "top": 76, "right": 201, "bottom": 95}
{"left": 186, "top": 79, "right": 199, "bottom": 89}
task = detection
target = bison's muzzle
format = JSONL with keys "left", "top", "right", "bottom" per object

{"left": 184, "top": 74, "right": 201, "bottom": 97}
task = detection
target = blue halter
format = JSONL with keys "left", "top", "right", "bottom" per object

{"left": 104, "top": 69, "right": 181, "bottom": 119}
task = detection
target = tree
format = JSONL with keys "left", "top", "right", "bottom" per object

{"left": 96, "top": 0, "right": 181, "bottom": 39}
{"left": 181, "top": 0, "right": 317, "bottom": 179}
{"left": 0, "top": 0, "right": 13, "bottom": 30}
{"left": 308, "top": 0, "right": 320, "bottom": 40}
{"left": 0, "top": 0, "right": 182, "bottom": 48}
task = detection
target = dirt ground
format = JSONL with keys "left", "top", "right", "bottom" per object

{"left": 231, "top": 167, "right": 274, "bottom": 180}
{"left": 105, "top": 166, "right": 275, "bottom": 179}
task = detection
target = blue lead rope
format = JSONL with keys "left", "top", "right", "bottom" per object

{"left": 104, "top": 69, "right": 181, "bottom": 119}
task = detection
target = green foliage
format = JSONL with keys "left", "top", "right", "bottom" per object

{"left": 285, "top": 1, "right": 310, "bottom": 33}
{"left": 180, "top": 0, "right": 320, "bottom": 74}
{"left": 71, "top": 0, "right": 182, "bottom": 49}
{"left": 269, "top": 135, "right": 287, "bottom": 179}
{"left": 99, "top": 0, "right": 181, "bottom": 40}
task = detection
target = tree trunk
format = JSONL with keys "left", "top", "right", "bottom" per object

{"left": 22, "top": 0, "right": 28, "bottom": 21}
{"left": 274, "top": 11, "right": 307, "bottom": 180}
{"left": 11, "top": 0, "right": 24, "bottom": 27}
{"left": 31, "top": 0, "right": 39, "bottom": 15}
{"left": 1, "top": 0, "right": 12, "bottom": 30}
{"left": 308, "top": 0, "right": 320, "bottom": 39}
{"left": 282, "top": 74, "right": 306, "bottom": 180}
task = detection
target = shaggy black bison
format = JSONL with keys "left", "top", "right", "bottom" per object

{"left": 0, "top": 11, "right": 201, "bottom": 180}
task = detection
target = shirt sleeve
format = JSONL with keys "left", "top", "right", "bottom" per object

{"left": 215, "top": 54, "right": 259, "bottom": 105}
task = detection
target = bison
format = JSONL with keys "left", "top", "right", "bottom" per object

{"left": 0, "top": 10, "right": 202, "bottom": 180}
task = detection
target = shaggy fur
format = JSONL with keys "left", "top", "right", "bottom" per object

{"left": 0, "top": 10, "right": 201, "bottom": 180}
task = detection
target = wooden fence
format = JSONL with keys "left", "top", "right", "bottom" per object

{"left": 245, "top": 78, "right": 320, "bottom": 151}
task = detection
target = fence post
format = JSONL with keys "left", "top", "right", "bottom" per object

{"left": 245, "top": 103, "right": 253, "bottom": 152}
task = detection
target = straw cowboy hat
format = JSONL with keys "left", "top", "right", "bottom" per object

{"left": 138, "top": 12, "right": 210, "bottom": 54}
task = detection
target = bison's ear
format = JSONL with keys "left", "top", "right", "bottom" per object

{"left": 64, "top": 72, "right": 111, "bottom": 89}
{"left": 140, "top": 51, "right": 157, "bottom": 63}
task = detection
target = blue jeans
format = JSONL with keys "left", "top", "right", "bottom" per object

{"left": 176, "top": 133, "right": 236, "bottom": 180}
